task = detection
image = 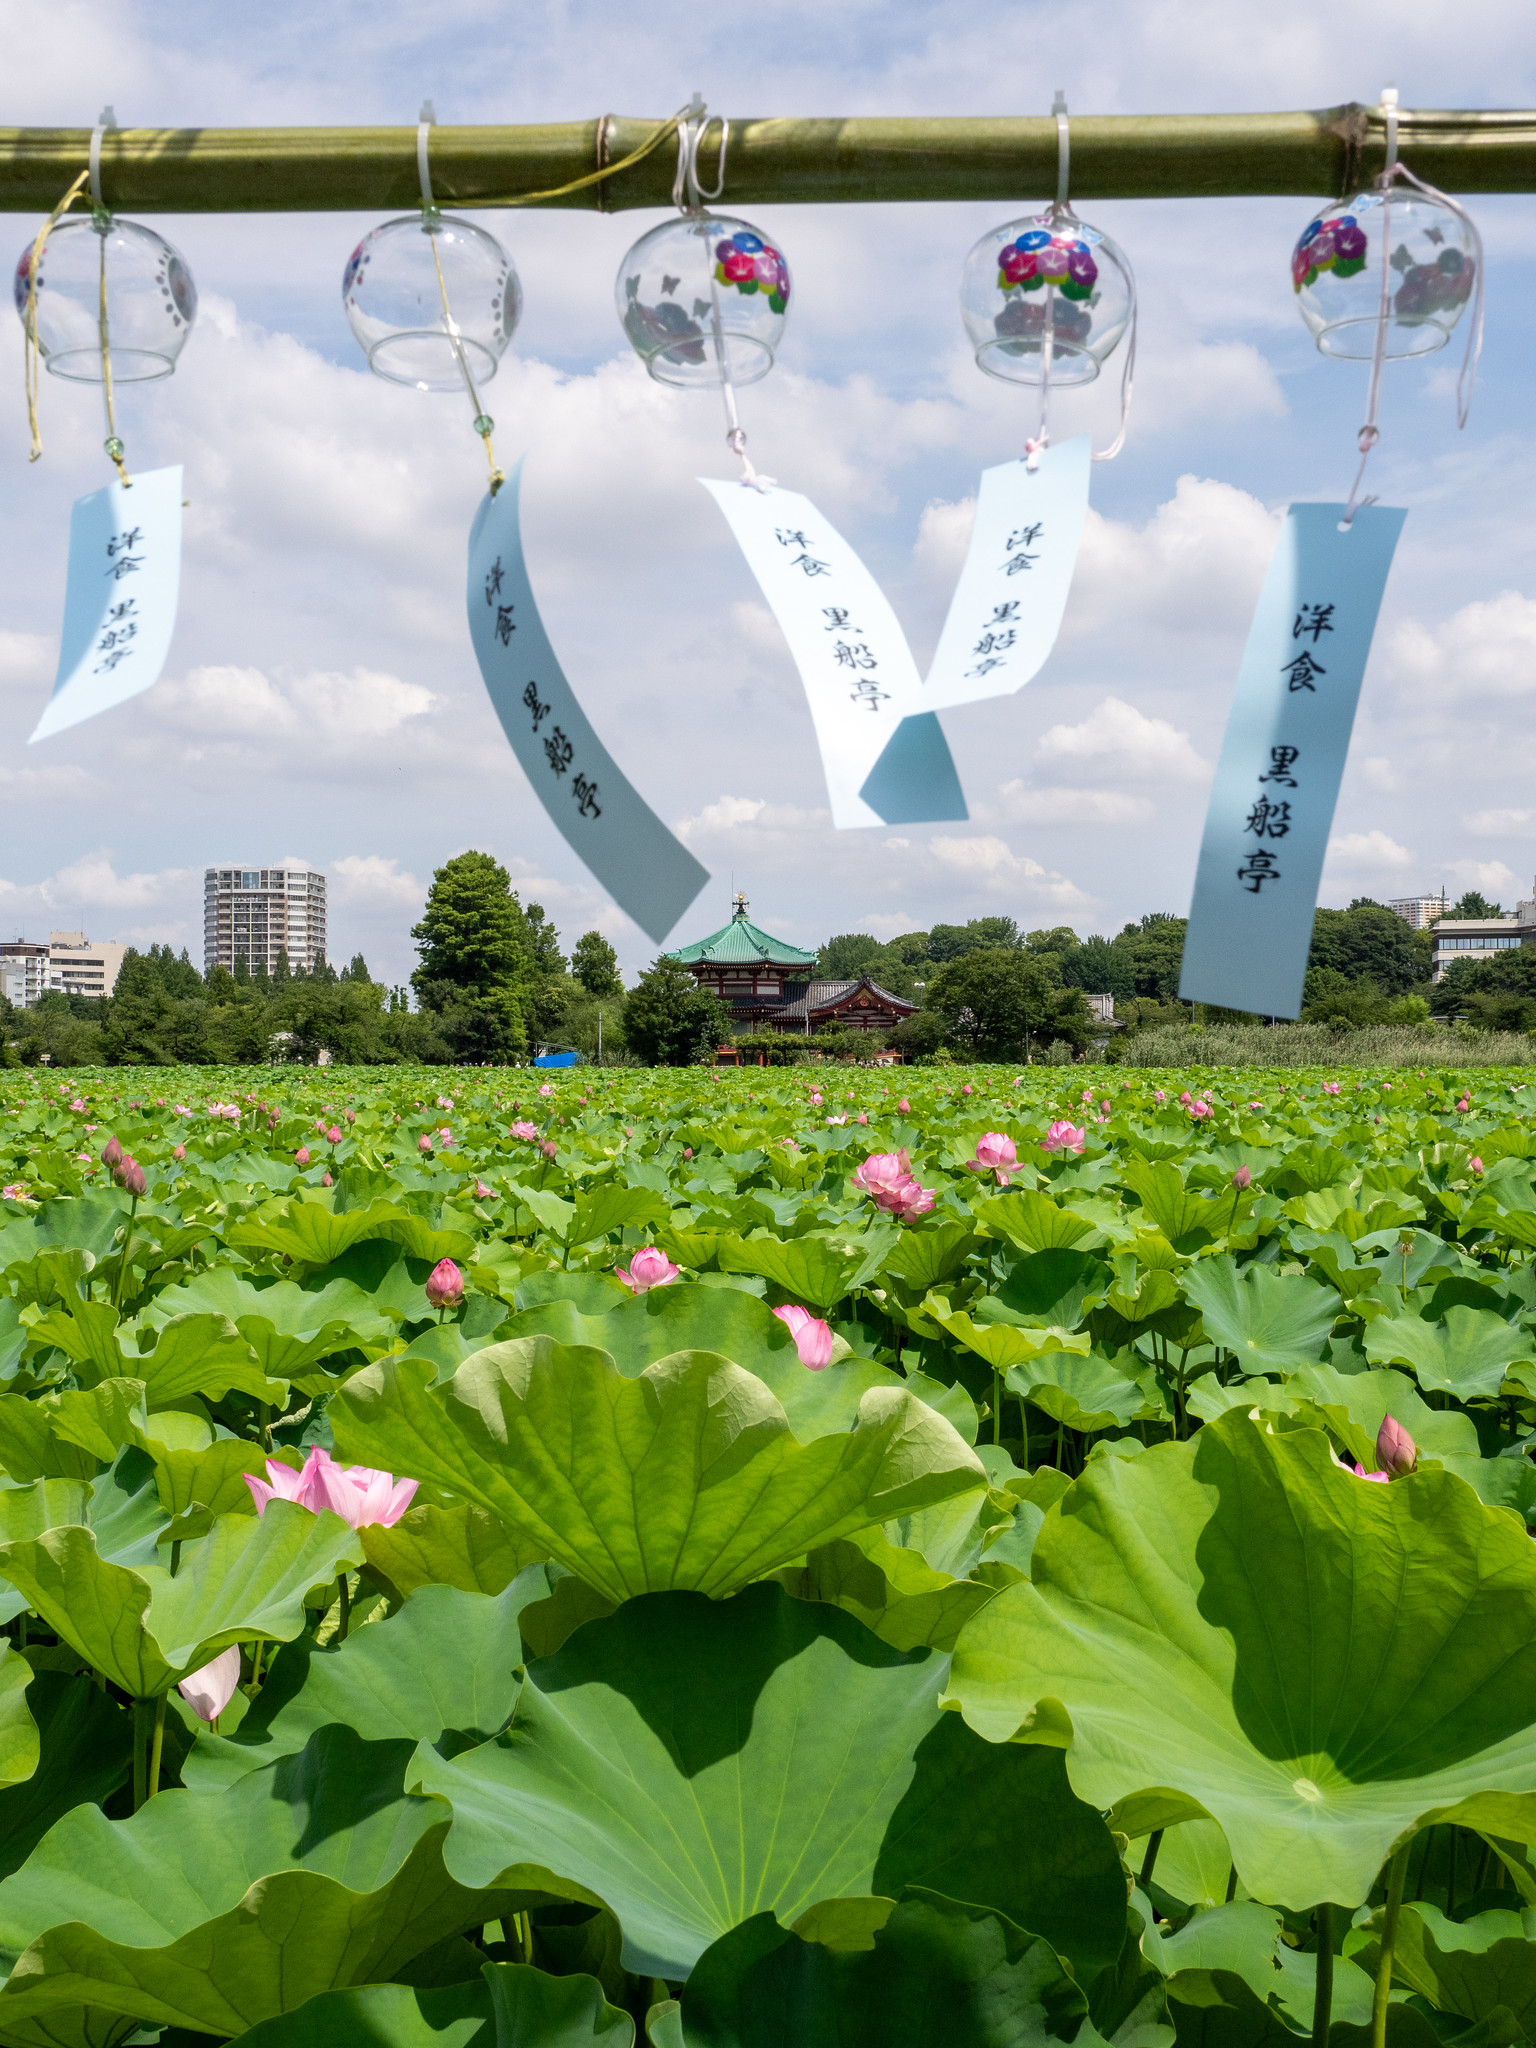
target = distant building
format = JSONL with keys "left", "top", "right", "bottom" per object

{"left": 0, "top": 943, "right": 49, "bottom": 1009}
{"left": 667, "top": 895, "right": 917, "bottom": 1038}
{"left": 1388, "top": 892, "right": 1450, "bottom": 930}
{"left": 204, "top": 865, "right": 328, "bottom": 976}
{"left": 1427, "top": 877, "right": 1536, "bottom": 981}
{"left": 45, "top": 932, "right": 127, "bottom": 1000}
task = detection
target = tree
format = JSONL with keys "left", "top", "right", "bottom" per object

{"left": 1307, "top": 904, "right": 1426, "bottom": 995}
{"left": 412, "top": 851, "right": 531, "bottom": 998}
{"left": 1025, "top": 927, "right": 1080, "bottom": 956}
{"left": 929, "top": 918, "right": 1021, "bottom": 962}
{"left": 1449, "top": 891, "right": 1502, "bottom": 919}
{"left": 522, "top": 902, "right": 567, "bottom": 980}
{"left": 820, "top": 932, "right": 884, "bottom": 979}
{"left": 571, "top": 931, "right": 624, "bottom": 999}
{"left": 1114, "top": 915, "right": 1188, "bottom": 1001}
{"left": 924, "top": 948, "right": 1089, "bottom": 1060}
{"left": 1059, "top": 935, "right": 1137, "bottom": 1000}
{"left": 624, "top": 957, "right": 728, "bottom": 1066}
{"left": 342, "top": 952, "right": 372, "bottom": 984}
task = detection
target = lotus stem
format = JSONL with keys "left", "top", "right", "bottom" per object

{"left": 337, "top": 1572, "right": 351, "bottom": 1641}
{"left": 1137, "top": 1830, "right": 1164, "bottom": 1892}
{"left": 1446, "top": 1826, "right": 1458, "bottom": 1917}
{"left": 1311, "top": 1903, "right": 1333, "bottom": 2048}
{"left": 992, "top": 1370, "right": 1002, "bottom": 1445}
{"left": 1226, "top": 1863, "right": 1238, "bottom": 1902}
{"left": 1371, "top": 1843, "right": 1410, "bottom": 2048}
{"left": 132, "top": 1698, "right": 149, "bottom": 1811}
{"left": 111, "top": 1194, "right": 140, "bottom": 1311}
{"left": 148, "top": 1693, "right": 167, "bottom": 1800}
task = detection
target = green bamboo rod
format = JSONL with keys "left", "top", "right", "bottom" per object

{"left": 2, "top": 105, "right": 1535, "bottom": 216}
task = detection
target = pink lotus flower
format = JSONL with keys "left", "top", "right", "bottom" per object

{"left": 509, "top": 1121, "right": 539, "bottom": 1140}
{"left": 172, "top": 1144, "right": 186, "bottom": 1162}
{"left": 1470, "top": 1155, "right": 1484, "bottom": 1175}
{"left": 853, "top": 1150, "right": 914, "bottom": 1202}
{"left": 1040, "top": 1121, "right": 1086, "bottom": 1155}
{"left": 1153, "top": 1090, "right": 1166, "bottom": 1103}
{"left": 418, "top": 1134, "right": 433, "bottom": 1154}
{"left": 1323, "top": 1081, "right": 1340, "bottom": 1095}
{"left": 617, "top": 1247, "right": 681, "bottom": 1292}
{"left": 69, "top": 1098, "right": 85, "bottom": 1113}
{"left": 295, "top": 1146, "right": 311, "bottom": 1167}
{"left": 178, "top": 1646, "right": 242, "bottom": 1724}
{"left": 538, "top": 1083, "right": 555, "bottom": 1098}
{"left": 425, "top": 1257, "right": 464, "bottom": 1310}
{"left": 887, "top": 1178, "right": 935, "bottom": 1221}
{"left": 312, "top": 1458, "right": 419, "bottom": 1529}
{"left": 968, "top": 1132, "right": 1018, "bottom": 1184}
{"left": 773, "top": 1303, "right": 834, "bottom": 1369}
{"left": 246, "top": 1449, "right": 328, "bottom": 1514}
{"left": 1, "top": 1184, "right": 27, "bottom": 1201}
{"left": 1189, "top": 1100, "right": 1211, "bottom": 1119}
{"left": 826, "top": 1115, "right": 848, "bottom": 1126}
{"left": 1347, "top": 1461, "right": 1390, "bottom": 1484}
{"left": 475, "top": 1179, "right": 494, "bottom": 1198}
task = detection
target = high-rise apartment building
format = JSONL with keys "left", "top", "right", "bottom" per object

{"left": 203, "top": 866, "right": 328, "bottom": 976}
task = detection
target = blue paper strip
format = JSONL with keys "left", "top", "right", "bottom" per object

{"left": 30, "top": 465, "right": 182, "bottom": 743}
{"left": 468, "top": 461, "right": 710, "bottom": 947}
{"left": 702, "top": 478, "right": 966, "bottom": 830}
{"left": 1179, "top": 502, "right": 1406, "bottom": 1019}
{"left": 922, "top": 437, "right": 1091, "bottom": 711}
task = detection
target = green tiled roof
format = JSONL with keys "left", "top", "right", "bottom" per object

{"left": 667, "top": 904, "right": 818, "bottom": 968}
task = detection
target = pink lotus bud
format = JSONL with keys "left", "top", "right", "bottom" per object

{"left": 425, "top": 1258, "right": 464, "bottom": 1310}
{"left": 683, "top": 1146, "right": 693, "bottom": 1159}
{"left": 1377, "top": 1415, "right": 1417, "bottom": 1476}
{"left": 1469, "top": 1155, "right": 1484, "bottom": 1175}
{"left": 327, "top": 1126, "right": 342, "bottom": 1144}
{"left": 541, "top": 1140, "right": 558, "bottom": 1159}
{"left": 617, "top": 1247, "right": 681, "bottom": 1293}
{"left": 898, "top": 1098, "right": 910, "bottom": 1113}
{"left": 474, "top": 1178, "right": 494, "bottom": 1199}
{"left": 321, "top": 1170, "right": 333, "bottom": 1187}
{"left": 315, "top": 1118, "right": 327, "bottom": 1134}
{"left": 120, "top": 1158, "right": 146, "bottom": 1198}
{"left": 173, "top": 1144, "right": 186, "bottom": 1162}
{"left": 857, "top": 1112, "right": 868, "bottom": 1125}
{"left": 294, "top": 1146, "right": 310, "bottom": 1167}
{"left": 177, "top": 1645, "right": 242, "bottom": 1723}
{"left": 101, "top": 1136, "right": 123, "bottom": 1168}
{"left": 1232, "top": 1165, "right": 1252, "bottom": 1190}
{"left": 1457, "top": 1097, "right": 1470, "bottom": 1113}
{"left": 418, "top": 1134, "right": 433, "bottom": 1154}
{"left": 346, "top": 1108, "right": 356, "bottom": 1122}
{"left": 962, "top": 1083, "right": 973, "bottom": 1096}
{"left": 773, "top": 1302, "right": 835, "bottom": 1369}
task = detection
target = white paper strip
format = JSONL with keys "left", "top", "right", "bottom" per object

{"left": 30, "top": 465, "right": 183, "bottom": 743}
{"left": 922, "top": 436, "right": 1090, "bottom": 711}
{"left": 701, "top": 478, "right": 966, "bottom": 829}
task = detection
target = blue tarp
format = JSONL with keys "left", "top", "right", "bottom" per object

{"left": 532, "top": 1051, "right": 579, "bottom": 1068}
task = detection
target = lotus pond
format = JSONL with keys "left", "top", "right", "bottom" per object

{"left": 3, "top": 1060, "right": 1536, "bottom": 2046}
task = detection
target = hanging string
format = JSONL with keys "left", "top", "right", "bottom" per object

{"left": 87, "top": 105, "right": 130, "bottom": 484}
{"left": 22, "top": 167, "right": 89, "bottom": 463}
{"left": 1341, "top": 85, "right": 1486, "bottom": 528}
{"left": 417, "top": 104, "right": 503, "bottom": 493}
{"left": 673, "top": 96, "right": 772, "bottom": 491}
{"left": 494, "top": 102, "right": 696, "bottom": 210}
{"left": 1025, "top": 91, "right": 1136, "bottom": 471}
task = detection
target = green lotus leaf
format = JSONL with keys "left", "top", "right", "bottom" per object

{"left": 1122, "top": 1158, "right": 1220, "bottom": 1251}
{"left": 1138, "top": 1896, "right": 1373, "bottom": 2034}
{"left": 142, "top": 1267, "right": 393, "bottom": 1371}
{"left": 716, "top": 1230, "right": 897, "bottom": 1312}
{"left": 129, "top": 1312, "right": 287, "bottom": 1408}
{"left": 945, "top": 1412, "right": 1536, "bottom": 1908}
{"left": 148, "top": 1439, "right": 267, "bottom": 1522}
{"left": 420, "top": 1584, "right": 1126, "bottom": 1982}
{"left": 0, "top": 1673, "right": 131, "bottom": 1885}
{"left": 362, "top": 1501, "right": 537, "bottom": 1599}
{"left": 0, "top": 1383, "right": 149, "bottom": 1486}
{"left": 0, "top": 1730, "right": 537, "bottom": 2038}
{"left": 877, "top": 1223, "right": 981, "bottom": 1291}
{"left": 1006, "top": 1353, "right": 1153, "bottom": 1432}
{"left": 183, "top": 1575, "right": 535, "bottom": 1789}
{"left": 499, "top": 1285, "right": 899, "bottom": 1441}
{"left": 674, "top": 1890, "right": 1097, "bottom": 2048}
{"left": 1363, "top": 1306, "right": 1536, "bottom": 1402}
{"left": 0, "top": 1197, "right": 127, "bottom": 1272}
{"left": 1346, "top": 1901, "right": 1536, "bottom": 2034}
{"left": 1129, "top": 1821, "right": 1234, "bottom": 1911}
{"left": 926, "top": 1305, "right": 1091, "bottom": 1375}
{"left": 1178, "top": 1257, "right": 1341, "bottom": 1375}
{"left": 20, "top": 1302, "right": 124, "bottom": 1385}
{"left": 236, "top": 1963, "right": 635, "bottom": 2047}
{"left": 1438, "top": 1454, "right": 1536, "bottom": 1527}
{"left": 332, "top": 1340, "right": 986, "bottom": 1604}
{"left": 568, "top": 1184, "right": 669, "bottom": 1244}
{"left": 984, "top": 1248, "right": 1112, "bottom": 1331}
{"left": 977, "top": 1190, "right": 1107, "bottom": 1254}
{"left": 777, "top": 1525, "right": 1000, "bottom": 1651}
{"left": 0, "top": 1655, "right": 38, "bottom": 1799}
{"left": 0, "top": 1501, "right": 364, "bottom": 1698}
{"left": 229, "top": 1201, "right": 475, "bottom": 1271}
{"left": 0, "top": 1450, "right": 169, "bottom": 1592}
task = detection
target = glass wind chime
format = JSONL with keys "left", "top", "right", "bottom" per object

{"left": 14, "top": 109, "right": 194, "bottom": 741}
{"left": 1180, "top": 85, "right": 1484, "bottom": 1021}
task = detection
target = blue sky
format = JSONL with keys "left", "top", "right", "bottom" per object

{"left": 4, "top": 0, "right": 1536, "bottom": 984}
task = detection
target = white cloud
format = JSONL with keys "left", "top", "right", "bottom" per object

{"left": 927, "top": 835, "right": 1092, "bottom": 907}
{"left": 45, "top": 855, "right": 194, "bottom": 910}
{"left": 993, "top": 781, "right": 1155, "bottom": 825}
{"left": 329, "top": 854, "right": 427, "bottom": 909}
{"left": 1065, "top": 476, "right": 1281, "bottom": 644}
{"left": 1387, "top": 594, "right": 1536, "bottom": 703}
{"left": 1360, "top": 757, "right": 1398, "bottom": 792}
{"left": 675, "top": 795, "right": 826, "bottom": 839}
{"left": 1448, "top": 858, "right": 1520, "bottom": 894}
{"left": 1325, "top": 831, "right": 1415, "bottom": 870}
{"left": 1034, "top": 696, "right": 1210, "bottom": 784}
{"left": 151, "top": 664, "right": 435, "bottom": 746}
{"left": 1465, "top": 809, "right": 1536, "bottom": 838}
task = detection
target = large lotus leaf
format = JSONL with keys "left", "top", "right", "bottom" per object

{"left": 0, "top": 1453, "right": 169, "bottom": 1592}
{"left": 362, "top": 1502, "right": 537, "bottom": 1599}
{"left": 183, "top": 1576, "right": 536, "bottom": 1790}
{"left": 1439, "top": 1453, "right": 1536, "bottom": 1527}
{"left": 944, "top": 1411, "right": 1536, "bottom": 1909}
{"left": 499, "top": 1286, "right": 898, "bottom": 1441}
{"left": 236, "top": 1963, "right": 635, "bottom": 2047}
{"left": 1122, "top": 1159, "right": 1220, "bottom": 1251}
{"left": 926, "top": 1307, "right": 1091, "bottom": 1375}
{"left": 674, "top": 1890, "right": 1097, "bottom": 2048}
{"left": 332, "top": 1340, "right": 986, "bottom": 1604}
{"left": 877, "top": 1222, "right": 980, "bottom": 1292}
{"left": 0, "top": 1198, "right": 126, "bottom": 1271}
{"left": 777, "top": 1526, "right": 999, "bottom": 1652}
{"left": 19, "top": 1302, "right": 124, "bottom": 1385}
{"left": 1281, "top": 1365, "right": 1480, "bottom": 1466}
{"left": 716, "top": 1230, "right": 897, "bottom": 1312}
{"left": 1347, "top": 1902, "right": 1536, "bottom": 2034}
{"left": 0, "top": 1384, "right": 149, "bottom": 1486}
{"left": 1006, "top": 1353, "right": 1152, "bottom": 1432}
{"left": 0, "top": 1729, "right": 535, "bottom": 2038}
{"left": 1178, "top": 1258, "right": 1341, "bottom": 1375}
{"left": 884, "top": 1477, "right": 1017, "bottom": 1579}
{"left": 148, "top": 1440, "right": 267, "bottom": 1522}
{"left": 130, "top": 1313, "right": 287, "bottom": 1408}
{"left": 0, "top": 1502, "right": 364, "bottom": 1698}
{"left": 569, "top": 1184, "right": 670, "bottom": 1244}
{"left": 0, "top": 1673, "right": 131, "bottom": 1886}
{"left": 1130, "top": 1821, "right": 1234, "bottom": 1911}
{"left": 141, "top": 1266, "right": 392, "bottom": 1362}
{"left": 1363, "top": 1306, "right": 1536, "bottom": 1402}
{"left": 0, "top": 1656, "right": 38, "bottom": 1799}
{"left": 986, "top": 1249, "right": 1112, "bottom": 1332}
{"left": 977, "top": 1191, "right": 1108, "bottom": 1254}
{"left": 229, "top": 1201, "right": 475, "bottom": 1271}
{"left": 420, "top": 1584, "right": 1126, "bottom": 1982}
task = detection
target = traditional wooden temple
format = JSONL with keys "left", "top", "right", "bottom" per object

{"left": 667, "top": 896, "right": 917, "bottom": 1039}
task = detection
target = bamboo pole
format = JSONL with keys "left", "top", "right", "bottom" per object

{"left": 2, "top": 106, "right": 1536, "bottom": 216}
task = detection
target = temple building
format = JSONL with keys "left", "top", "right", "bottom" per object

{"left": 667, "top": 896, "right": 917, "bottom": 1038}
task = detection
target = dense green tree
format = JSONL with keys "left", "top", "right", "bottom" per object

{"left": 571, "top": 931, "right": 624, "bottom": 999}
{"left": 341, "top": 952, "right": 372, "bottom": 983}
{"left": 924, "top": 948, "right": 1089, "bottom": 1060}
{"left": 1306, "top": 903, "right": 1426, "bottom": 995}
{"left": 412, "top": 851, "right": 531, "bottom": 997}
{"left": 820, "top": 933, "right": 884, "bottom": 979}
{"left": 1024, "top": 927, "right": 1081, "bottom": 956}
{"left": 1113, "top": 915, "right": 1188, "bottom": 1001}
{"left": 1059, "top": 935, "right": 1137, "bottom": 1001}
{"left": 1449, "top": 890, "right": 1502, "bottom": 918}
{"left": 624, "top": 957, "right": 728, "bottom": 1066}
{"left": 928, "top": 917, "right": 1021, "bottom": 962}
